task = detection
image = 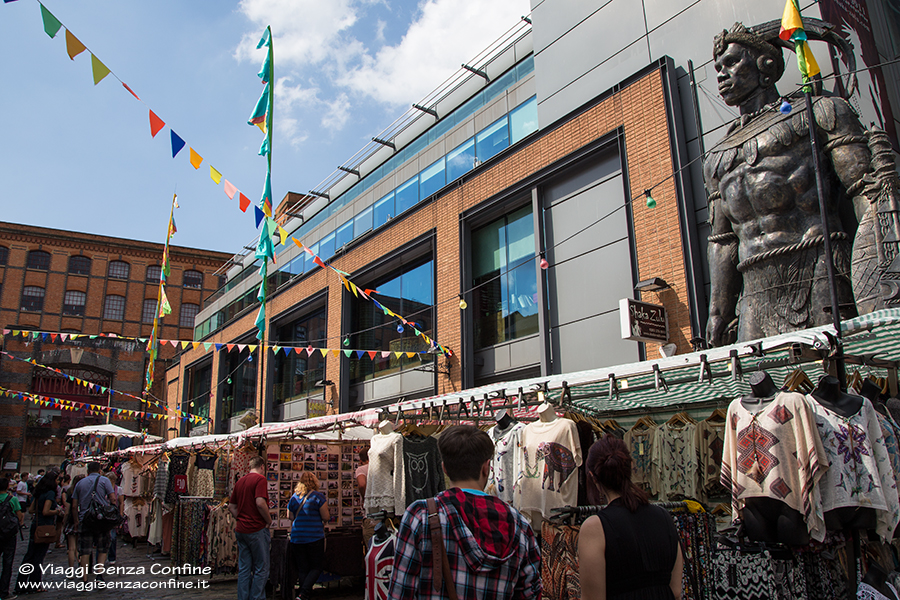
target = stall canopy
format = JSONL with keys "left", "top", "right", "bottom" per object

{"left": 67, "top": 423, "right": 163, "bottom": 442}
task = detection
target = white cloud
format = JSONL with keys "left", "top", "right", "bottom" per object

{"left": 337, "top": 0, "right": 531, "bottom": 107}
{"left": 274, "top": 76, "right": 318, "bottom": 145}
{"left": 321, "top": 93, "right": 352, "bottom": 131}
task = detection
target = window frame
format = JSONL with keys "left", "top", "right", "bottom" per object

{"left": 142, "top": 298, "right": 157, "bottom": 324}
{"left": 21, "top": 286, "right": 45, "bottom": 312}
{"left": 183, "top": 270, "right": 203, "bottom": 289}
{"left": 180, "top": 303, "right": 200, "bottom": 329}
{"left": 146, "top": 265, "right": 162, "bottom": 283}
{"left": 67, "top": 256, "right": 91, "bottom": 276}
{"left": 103, "top": 294, "right": 126, "bottom": 320}
{"left": 63, "top": 290, "right": 87, "bottom": 316}
{"left": 107, "top": 260, "right": 130, "bottom": 280}
{"left": 27, "top": 250, "right": 51, "bottom": 271}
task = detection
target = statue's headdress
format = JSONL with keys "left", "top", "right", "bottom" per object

{"left": 713, "top": 23, "right": 785, "bottom": 83}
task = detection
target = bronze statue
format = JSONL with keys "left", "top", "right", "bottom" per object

{"left": 704, "top": 21, "right": 878, "bottom": 346}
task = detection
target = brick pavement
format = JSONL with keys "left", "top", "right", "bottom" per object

{"left": 8, "top": 521, "right": 364, "bottom": 600}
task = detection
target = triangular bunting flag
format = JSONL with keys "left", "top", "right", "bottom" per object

{"left": 367, "top": 351, "right": 378, "bottom": 360}
{"left": 210, "top": 166, "right": 223, "bottom": 184}
{"left": 65, "top": 30, "right": 86, "bottom": 60}
{"left": 226, "top": 344, "right": 235, "bottom": 352}
{"left": 278, "top": 226, "right": 288, "bottom": 246}
{"left": 40, "top": 5, "right": 62, "bottom": 38}
{"left": 254, "top": 205, "right": 264, "bottom": 228}
{"left": 215, "top": 344, "right": 223, "bottom": 351}
{"left": 192, "top": 342, "right": 200, "bottom": 349}
{"left": 224, "top": 180, "right": 238, "bottom": 200}
{"left": 149, "top": 110, "right": 165, "bottom": 138}
{"left": 248, "top": 345, "right": 257, "bottom": 353}
{"left": 189, "top": 148, "right": 202, "bottom": 169}
{"left": 237, "top": 344, "right": 246, "bottom": 352}
{"left": 319, "top": 349, "right": 328, "bottom": 357}
{"left": 122, "top": 82, "right": 140, "bottom": 100}
{"left": 239, "top": 193, "right": 251, "bottom": 212}
{"left": 203, "top": 342, "right": 212, "bottom": 351}
{"left": 381, "top": 351, "right": 391, "bottom": 358}
{"left": 332, "top": 350, "right": 340, "bottom": 358}
{"left": 91, "top": 54, "right": 110, "bottom": 85}
{"left": 294, "top": 348, "right": 304, "bottom": 354}
{"left": 355, "top": 351, "right": 365, "bottom": 359}
{"left": 343, "top": 350, "right": 352, "bottom": 358}
{"left": 170, "top": 131, "right": 186, "bottom": 158}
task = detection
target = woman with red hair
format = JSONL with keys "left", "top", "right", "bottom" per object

{"left": 578, "top": 435, "right": 683, "bottom": 600}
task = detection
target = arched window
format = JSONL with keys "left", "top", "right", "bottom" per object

{"left": 146, "top": 265, "right": 162, "bottom": 283}
{"left": 27, "top": 250, "right": 51, "bottom": 271}
{"left": 68, "top": 256, "right": 91, "bottom": 276}
{"left": 180, "top": 303, "right": 199, "bottom": 328}
{"left": 21, "top": 286, "right": 45, "bottom": 311}
{"left": 0, "top": 246, "right": 8, "bottom": 266}
{"left": 183, "top": 270, "right": 204, "bottom": 289}
{"left": 63, "top": 290, "right": 87, "bottom": 316}
{"left": 142, "top": 299, "right": 157, "bottom": 324}
{"left": 103, "top": 295, "right": 126, "bottom": 320}
{"left": 108, "top": 260, "right": 130, "bottom": 280}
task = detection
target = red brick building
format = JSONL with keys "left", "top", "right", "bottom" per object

{"left": 0, "top": 222, "right": 231, "bottom": 472}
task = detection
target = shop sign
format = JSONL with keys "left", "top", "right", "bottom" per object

{"left": 619, "top": 298, "right": 668, "bottom": 343}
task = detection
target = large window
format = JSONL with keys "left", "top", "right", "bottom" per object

{"left": 27, "top": 250, "right": 50, "bottom": 271}
{"left": 221, "top": 348, "right": 257, "bottom": 422}
{"left": 108, "top": 260, "right": 130, "bottom": 280}
{"left": 187, "top": 363, "right": 212, "bottom": 420}
{"left": 472, "top": 205, "right": 538, "bottom": 349}
{"left": 142, "top": 299, "right": 157, "bottom": 324}
{"left": 146, "top": 265, "right": 162, "bottom": 282}
{"left": 68, "top": 256, "right": 91, "bottom": 276}
{"left": 63, "top": 291, "right": 86, "bottom": 316}
{"left": 475, "top": 115, "right": 510, "bottom": 163}
{"left": 419, "top": 158, "right": 445, "bottom": 199}
{"left": 103, "top": 295, "right": 126, "bottom": 320}
{"left": 21, "top": 286, "right": 45, "bottom": 312}
{"left": 273, "top": 309, "right": 327, "bottom": 405}
{"left": 350, "top": 259, "right": 434, "bottom": 383}
{"left": 0, "top": 246, "right": 8, "bottom": 266}
{"left": 183, "top": 270, "right": 203, "bottom": 289}
{"left": 180, "top": 303, "right": 199, "bottom": 328}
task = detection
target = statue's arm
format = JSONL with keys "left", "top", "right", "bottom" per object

{"left": 705, "top": 182, "right": 741, "bottom": 346}
{"left": 820, "top": 97, "right": 873, "bottom": 222}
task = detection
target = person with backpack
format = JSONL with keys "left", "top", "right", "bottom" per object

{"left": 70, "top": 463, "right": 117, "bottom": 582}
{"left": 15, "top": 472, "right": 60, "bottom": 595}
{"left": 0, "top": 478, "right": 25, "bottom": 600}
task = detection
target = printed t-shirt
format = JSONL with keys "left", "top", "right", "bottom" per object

{"left": 232, "top": 472, "right": 268, "bottom": 534}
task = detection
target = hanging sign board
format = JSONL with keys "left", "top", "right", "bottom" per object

{"left": 619, "top": 298, "right": 669, "bottom": 343}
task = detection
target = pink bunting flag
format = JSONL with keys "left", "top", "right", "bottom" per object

{"left": 224, "top": 180, "right": 238, "bottom": 200}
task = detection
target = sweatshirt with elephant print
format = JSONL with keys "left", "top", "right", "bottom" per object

{"left": 514, "top": 417, "right": 582, "bottom": 519}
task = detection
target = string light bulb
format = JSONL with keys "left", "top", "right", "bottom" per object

{"left": 459, "top": 295, "right": 468, "bottom": 310}
{"left": 779, "top": 98, "right": 793, "bottom": 114}
{"left": 644, "top": 189, "right": 656, "bottom": 209}
{"left": 247, "top": 354, "right": 253, "bottom": 362}
{"left": 397, "top": 322, "right": 404, "bottom": 333}
{"left": 539, "top": 253, "right": 549, "bottom": 270}
{"left": 343, "top": 335, "right": 350, "bottom": 347}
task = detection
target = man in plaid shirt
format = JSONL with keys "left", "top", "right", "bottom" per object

{"left": 388, "top": 425, "right": 541, "bottom": 599}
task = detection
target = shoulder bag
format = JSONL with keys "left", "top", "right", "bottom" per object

{"left": 82, "top": 476, "right": 122, "bottom": 533}
{"left": 427, "top": 497, "right": 459, "bottom": 600}
{"left": 33, "top": 492, "right": 58, "bottom": 544}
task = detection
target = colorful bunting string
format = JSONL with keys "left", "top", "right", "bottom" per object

{"left": 144, "top": 194, "right": 178, "bottom": 396}
{"left": 0, "top": 386, "right": 173, "bottom": 423}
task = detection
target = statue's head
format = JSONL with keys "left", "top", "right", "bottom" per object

{"left": 713, "top": 23, "right": 784, "bottom": 106}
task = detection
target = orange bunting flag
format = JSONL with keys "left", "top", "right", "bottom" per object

{"left": 210, "top": 166, "right": 223, "bottom": 184}
{"left": 189, "top": 148, "right": 203, "bottom": 169}
{"left": 149, "top": 110, "right": 165, "bottom": 138}
{"left": 91, "top": 54, "right": 110, "bottom": 85}
{"left": 239, "top": 193, "right": 251, "bottom": 212}
{"left": 224, "top": 180, "right": 238, "bottom": 200}
{"left": 122, "top": 82, "right": 140, "bottom": 100}
{"left": 65, "top": 30, "right": 87, "bottom": 60}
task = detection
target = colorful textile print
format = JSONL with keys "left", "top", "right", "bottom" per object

{"left": 540, "top": 521, "right": 580, "bottom": 600}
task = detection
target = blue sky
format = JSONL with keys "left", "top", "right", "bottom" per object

{"left": 0, "top": 0, "right": 529, "bottom": 256}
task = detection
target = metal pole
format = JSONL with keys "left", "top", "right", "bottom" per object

{"left": 803, "top": 90, "right": 846, "bottom": 388}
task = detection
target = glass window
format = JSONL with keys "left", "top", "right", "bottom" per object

{"left": 273, "top": 308, "right": 327, "bottom": 405}
{"left": 510, "top": 96, "right": 538, "bottom": 144}
{"left": 394, "top": 176, "right": 419, "bottom": 216}
{"left": 27, "top": 251, "right": 50, "bottom": 271}
{"left": 319, "top": 232, "right": 336, "bottom": 261}
{"left": 188, "top": 363, "right": 212, "bottom": 420}
{"left": 21, "top": 286, "right": 45, "bottom": 312}
{"left": 183, "top": 270, "right": 203, "bottom": 289}
{"left": 63, "top": 290, "right": 86, "bottom": 316}
{"left": 334, "top": 220, "right": 353, "bottom": 251}
{"left": 108, "top": 261, "right": 130, "bottom": 280}
{"left": 484, "top": 69, "right": 516, "bottom": 104}
{"left": 283, "top": 254, "right": 305, "bottom": 278}
{"left": 354, "top": 206, "right": 373, "bottom": 238}
{"left": 446, "top": 137, "right": 475, "bottom": 182}
{"left": 419, "top": 158, "right": 446, "bottom": 199}
{"left": 475, "top": 115, "right": 509, "bottom": 163}
{"left": 349, "top": 258, "right": 434, "bottom": 384}
{"left": 142, "top": 298, "right": 157, "bottom": 324}
{"left": 0, "top": 246, "right": 7, "bottom": 266}
{"left": 180, "top": 303, "right": 199, "bottom": 328}
{"left": 103, "top": 295, "right": 125, "bottom": 320}
{"left": 68, "top": 256, "right": 91, "bottom": 276}
{"left": 221, "top": 347, "right": 257, "bottom": 421}
{"left": 146, "top": 265, "right": 162, "bottom": 283}
{"left": 472, "top": 204, "right": 538, "bottom": 349}
{"left": 374, "top": 191, "right": 395, "bottom": 229}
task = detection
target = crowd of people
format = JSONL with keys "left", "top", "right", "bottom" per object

{"left": 0, "top": 462, "right": 122, "bottom": 600}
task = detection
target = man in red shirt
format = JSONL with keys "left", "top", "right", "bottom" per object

{"left": 229, "top": 455, "right": 271, "bottom": 600}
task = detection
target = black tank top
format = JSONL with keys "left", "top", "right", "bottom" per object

{"left": 596, "top": 498, "right": 679, "bottom": 599}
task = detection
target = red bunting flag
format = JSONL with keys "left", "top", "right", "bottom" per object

{"left": 122, "top": 82, "right": 140, "bottom": 100}
{"left": 239, "top": 193, "right": 251, "bottom": 212}
{"left": 149, "top": 110, "right": 165, "bottom": 138}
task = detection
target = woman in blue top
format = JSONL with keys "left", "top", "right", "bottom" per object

{"left": 288, "top": 471, "right": 329, "bottom": 600}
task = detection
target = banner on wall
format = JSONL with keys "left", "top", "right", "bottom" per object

{"left": 818, "top": 0, "right": 898, "bottom": 148}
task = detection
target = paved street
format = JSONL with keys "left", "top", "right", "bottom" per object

{"left": 8, "top": 523, "right": 364, "bottom": 600}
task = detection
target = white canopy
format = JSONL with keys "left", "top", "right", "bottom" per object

{"left": 66, "top": 424, "right": 163, "bottom": 442}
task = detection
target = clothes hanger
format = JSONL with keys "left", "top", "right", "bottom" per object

{"left": 666, "top": 411, "right": 695, "bottom": 426}
{"left": 705, "top": 407, "right": 728, "bottom": 423}
{"left": 846, "top": 370, "right": 864, "bottom": 394}
{"left": 783, "top": 368, "right": 814, "bottom": 393}
{"left": 631, "top": 416, "right": 657, "bottom": 431}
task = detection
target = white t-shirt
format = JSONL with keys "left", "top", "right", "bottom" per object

{"left": 16, "top": 481, "right": 29, "bottom": 504}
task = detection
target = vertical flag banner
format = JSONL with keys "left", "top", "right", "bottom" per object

{"left": 780, "top": 0, "right": 821, "bottom": 86}
{"left": 144, "top": 194, "right": 178, "bottom": 396}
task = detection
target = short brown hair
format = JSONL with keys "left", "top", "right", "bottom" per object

{"left": 248, "top": 455, "right": 265, "bottom": 470}
{"left": 438, "top": 425, "right": 493, "bottom": 482}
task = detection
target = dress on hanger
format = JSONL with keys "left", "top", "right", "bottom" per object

{"left": 808, "top": 395, "right": 900, "bottom": 541}
{"left": 721, "top": 392, "right": 829, "bottom": 542}
{"left": 623, "top": 421, "right": 659, "bottom": 495}
{"left": 698, "top": 414, "right": 728, "bottom": 499}
{"left": 365, "top": 430, "right": 406, "bottom": 515}
{"left": 402, "top": 434, "right": 443, "bottom": 505}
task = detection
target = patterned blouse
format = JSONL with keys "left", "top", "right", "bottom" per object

{"left": 623, "top": 423, "right": 658, "bottom": 495}
{"left": 653, "top": 420, "right": 699, "bottom": 501}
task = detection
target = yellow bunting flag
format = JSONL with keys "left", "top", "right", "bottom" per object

{"left": 320, "top": 349, "right": 329, "bottom": 357}
{"left": 65, "top": 30, "right": 86, "bottom": 60}
{"left": 278, "top": 226, "right": 288, "bottom": 246}
{"left": 210, "top": 166, "right": 223, "bottom": 184}
{"left": 91, "top": 54, "right": 110, "bottom": 85}
{"left": 190, "top": 148, "right": 203, "bottom": 169}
